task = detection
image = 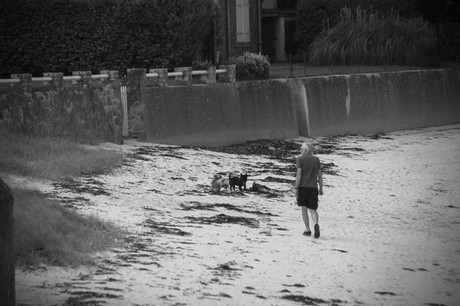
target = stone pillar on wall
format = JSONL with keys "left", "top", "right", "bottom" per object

{"left": 109, "top": 70, "right": 123, "bottom": 145}
{"left": 10, "top": 74, "right": 32, "bottom": 86}
{"left": 126, "top": 68, "right": 147, "bottom": 140}
{"left": 43, "top": 72, "right": 64, "bottom": 86}
{"left": 219, "top": 65, "right": 236, "bottom": 83}
{"left": 102, "top": 70, "right": 119, "bottom": 81}
{"left": 100, "top": 70, "right": 123, "bottom": 145}
{"left": 72, "top": 71, "right": 92, "bottom": 85}
{"left": 0, "top": 177, "right": 15, "bottom": 306}
{"left": 10, "top": 74, "right": 33, "bottom": 134}
{"left": 174, "top": 67, "right": 192, "bottom": 86}
{"left": 207, "top": 66, "right": 217, "bottom": 84}
{"left": 149, "top": 68, "right": 168, "bottom": 87}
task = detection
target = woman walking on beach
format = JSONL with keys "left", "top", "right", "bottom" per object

{"left": 295, "top": 142, "right": 323, "bottom": 238}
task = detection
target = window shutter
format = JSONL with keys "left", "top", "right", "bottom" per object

{"left": 236, "top": 0, "right": 250, "bottom": 42}
{"left": 242, "top": 0, "right": 250, "bottom": 42}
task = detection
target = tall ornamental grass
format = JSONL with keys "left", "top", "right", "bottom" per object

{"left": 308, "top": 7, "right": 437, "bottom": 66}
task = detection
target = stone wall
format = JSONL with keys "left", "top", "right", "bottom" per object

{"left": 0, "top": 71, "right": 123, "bottom": 144}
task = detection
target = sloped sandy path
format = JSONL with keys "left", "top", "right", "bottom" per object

{"left": 15, "top": 125, "right": 460, "bottom": 306}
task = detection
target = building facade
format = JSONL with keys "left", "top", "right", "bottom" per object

{"left": 261, "top": 0, "right": 297, "bottom": 62}
{"left": 216, "top": 0, "right": 262, "bottom": 62}
{"left": 216, "top": 0, "right": 297, "bottom": 63}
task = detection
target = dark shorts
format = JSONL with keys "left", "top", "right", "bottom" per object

{"left": 297, "top": 187, "right": 319, "bottom": 210}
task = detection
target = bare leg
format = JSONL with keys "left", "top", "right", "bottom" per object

{"left": 310, "top": 209, "right": 320, "bottom": 238}
{"left": 301, "top": 207, "right": 311, "bottom": 231}
{"left": 309, "top": 209, "right": 319, "bottom": 225}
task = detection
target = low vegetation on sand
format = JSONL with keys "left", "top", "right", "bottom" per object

{"left": 13, "top": 188, "right": 124, "bottom": 267}
{"left": 0, "top": 134, "right": 124, "bottom": 181}
{"left": 0, "top": 134, "right": 126, "bottom": 267}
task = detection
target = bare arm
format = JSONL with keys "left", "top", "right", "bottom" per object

{"left": 318, "top": 169, "right": 323, "bottom": 195}
{"left": 295, "top": 168, "right": 302, "bottom": 189}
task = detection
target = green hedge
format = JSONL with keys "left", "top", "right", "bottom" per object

{"left": 0, "top": 0, "right": 216, "bottom": 77}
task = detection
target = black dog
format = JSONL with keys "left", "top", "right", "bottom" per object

{"left": 229, "top": 174, "right": 248, "bottom": 192}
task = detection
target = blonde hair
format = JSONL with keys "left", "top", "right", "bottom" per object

{"left": 300, "top": 142, "right": 312, "bottom": 154}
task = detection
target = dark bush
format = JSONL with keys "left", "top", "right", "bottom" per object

{"left": 0, "top": 0, "right": 217, "bottom": 77}
{"left": 436, "top": 26, "right": 460, "bottom": 64}
{"left": 284, "top": 19, "right": 299, "bottom": 56}
{"left": 294, "top": 0, "right": 342, "bottom": 52}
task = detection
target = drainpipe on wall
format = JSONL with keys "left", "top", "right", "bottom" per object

{"left": 226, "top": 0, "right": 231, "bottom": 59}
{"left": 211, "top": 0, "right": 218, "bottom": 65}
{"left": 258, "top": 0, "right": 262, "bottom": 54}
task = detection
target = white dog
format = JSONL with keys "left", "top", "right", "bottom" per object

{"left": 211, "top": 173, "right": 229, "bottom": 193}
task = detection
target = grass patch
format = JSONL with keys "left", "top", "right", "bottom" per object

{"left": 0, "top": 134, "right": 126, "bottom": 267}
{"left": 0, "top": 134, "right": 125, "bottom": 181}
{"left": 14, "top": 187, "right": 123, "bottom": 267}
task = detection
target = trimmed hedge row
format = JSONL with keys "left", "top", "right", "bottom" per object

{"left": 0, "top": 0, "right": 216, "bottom": 77}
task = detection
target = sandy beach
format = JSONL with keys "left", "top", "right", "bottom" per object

{"left": 12, "top": 124, "right": 460, "bottom": 306}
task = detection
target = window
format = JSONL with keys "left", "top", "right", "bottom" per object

{"left": 236, "top": 0, "right": 250, "bottom": 42}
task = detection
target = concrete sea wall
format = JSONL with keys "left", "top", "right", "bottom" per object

{"left": 143, "top": 69, "right": 460, "bottom": 145}
{"left": 1, "top": 68, "right": 458, "bottom": 146}
{"left": 144, "top": 80, "right": 299, "bottom": 146}
{"left": 295, "top": 69, "right": 460, "bottom": 137}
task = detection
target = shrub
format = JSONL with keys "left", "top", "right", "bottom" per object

{"left": 192, "top": 60, "right": 213, "bottom": 70}
{"left": 307, "top": 7, "right": 437, "bottom": 66}
{"left": 436, "top": 29, "right": 460, "bottom": 63}
{"left": 228, "top": 51, "right": 270, "bottom": 79}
